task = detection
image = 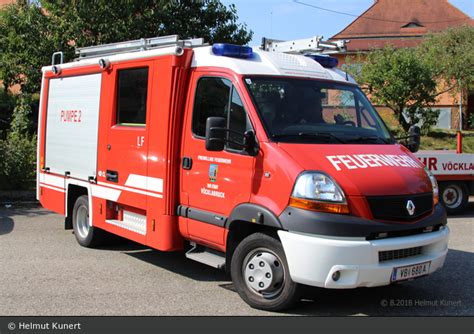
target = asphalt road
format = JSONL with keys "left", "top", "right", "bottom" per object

{"left": 0, "top": 202, "right": 473, "bottom": 316}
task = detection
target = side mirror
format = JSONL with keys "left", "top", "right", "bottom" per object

{"left": 243, "top": 130, "right": 259, "bottom": 156}
{"left": 406, "top": 125, "right": 421, "bottom": 153}
{"left": 205, "top": 117, "right": 226, "bottom": 151}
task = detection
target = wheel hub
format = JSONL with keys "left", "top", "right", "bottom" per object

{"left": 442, "top": 185, "right": 462, "bottom": 208}
{"left": 243, "top": 249, "right": 284, "bottom": 295}
{"left": 76, "top": 205, "right": 90, "bottom": 239}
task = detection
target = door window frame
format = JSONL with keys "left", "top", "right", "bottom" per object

{"left": 190, "top": 75, "right": 256, "bottom": 156}
{"left": 110, "top": 62, "right": 153, "bottom": 129}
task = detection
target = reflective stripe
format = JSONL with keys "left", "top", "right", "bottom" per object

{"left": 39, "top": 172, "right": 163, "bottom": 201}
{"left": 91, "top": 184, "right": 121, "bottom": 201}
{"left": 97, "top": 181, "right": 163, "bottom": 199}
{"left": 40, "top": 173, "right": 65, "bottom": 189}
{"left": 125, "top": 174, "right": 163, "bottom": 193}
{"left": 40, "top": 183, "right": 66, "bottom": 193}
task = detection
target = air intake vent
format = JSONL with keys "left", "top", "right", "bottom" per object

{"left": 379, "top": 246, "right": 422, "bottom": 262}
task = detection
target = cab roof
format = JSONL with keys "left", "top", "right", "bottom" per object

{"left": 192, "top": 46, "right": 350, "bottom": 83}
{"left": 42, "top": 45, "right": 352, "bottom": 84}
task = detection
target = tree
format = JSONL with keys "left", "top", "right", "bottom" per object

{"left": 420, "top": 25, "right": 474, "bottom": 129}
{"left": 41, "top": 0, "right": 253, "bottom": 48}
{"left": 0, "top": 95, "right": 37, "bottom": 190}
{"left": 0, "top": 0, "right": 252, "bottom": 95}
{"left": 0, "top": 1, "right": 71, "bottom": 94}
{"left": 349, "top": 46, "right": 438, "bottom": 133}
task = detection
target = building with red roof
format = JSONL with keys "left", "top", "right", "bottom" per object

{"left": 330, "top": 0, "right": 473, "bottom": 130}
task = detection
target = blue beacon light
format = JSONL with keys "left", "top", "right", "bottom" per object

{"left": 305, "top": 54, "right": 339, "bottom": 68}
{"left": 212, "top": 43, "right": 253, "bottom": 59}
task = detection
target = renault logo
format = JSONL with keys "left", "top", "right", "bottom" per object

{"left": 406, "top": 200, "right": 416, "bottom": 216}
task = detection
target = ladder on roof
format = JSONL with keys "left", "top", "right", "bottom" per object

{"left": 261, "top": 36, "right": 346, "bottom": 55}
{"left": 75, "top": 35, "right": 205, "bottom": 60}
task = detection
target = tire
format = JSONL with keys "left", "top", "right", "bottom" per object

{"left": 230, "top": 232, "right": 302, "bottom": 311}
{"left": 439, "top": 182, "right": 469, "bottom": 215}
{"left": 72, "top": 195, "right": 105, "bottom": 247}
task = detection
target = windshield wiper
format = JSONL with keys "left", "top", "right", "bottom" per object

{"left": 272, "top": 132, "right": 346, "bottom": 144}
{"left": 344, "top": 135, "right": 389, "bottom": 144}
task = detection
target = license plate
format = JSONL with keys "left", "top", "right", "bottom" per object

{"left": 391, "top": 261, "right": 431, "bottom": 282}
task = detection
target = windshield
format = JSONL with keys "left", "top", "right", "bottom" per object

{"left": 244, "top": 77, "right": 393, "bottom": 144}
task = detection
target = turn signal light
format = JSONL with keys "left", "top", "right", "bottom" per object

{"left": 289, "top": 197, "right": 350, "bottom": 214}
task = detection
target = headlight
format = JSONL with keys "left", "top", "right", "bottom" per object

{"left": 425, "top": 168, "right": 439, "bottom": 205}
{"left": 290, "top": 172, "right": 349, "bottom": 214}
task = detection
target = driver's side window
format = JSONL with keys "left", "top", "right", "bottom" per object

{"left": 192, "top": 77, "right": 252, "bottom": 152}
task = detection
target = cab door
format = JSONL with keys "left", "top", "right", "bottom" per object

{"left": 180, "top": 74, "right": 256, "bottom": 247}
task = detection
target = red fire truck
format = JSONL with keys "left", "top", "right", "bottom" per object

{"left": 37, "top": 36, "right": 449, "bottom": 311}
{"left": 416, "top": 150, "right": 473, "bottom": 214}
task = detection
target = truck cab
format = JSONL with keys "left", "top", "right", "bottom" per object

{"left": 37, "top": 36, "right": 449, "bottom": 311}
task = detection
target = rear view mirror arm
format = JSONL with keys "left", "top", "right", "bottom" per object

{"left": 209, "top": 127, "right": 257, "bottom": 152}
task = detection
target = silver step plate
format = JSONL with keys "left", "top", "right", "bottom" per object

{"left": 106, "top": 210, "right": 146, "bottom": 235}
{"left": 186, "top": 247, "right": 225, "bottom": 269}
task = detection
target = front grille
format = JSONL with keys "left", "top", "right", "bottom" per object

{"left": 379, "top": 246, "right": 422, "bottom": 262}
{"left": 367, "top": 193, "right": 433, "bottom": 222}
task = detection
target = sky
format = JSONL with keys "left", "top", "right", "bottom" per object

{"left": 220, "top": 0, "right": 474, "bottom": 46}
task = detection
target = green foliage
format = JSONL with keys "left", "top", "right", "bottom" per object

{"left": 420, "top": 129, "right": 474, "bottom": 153}
{"left": 420, "top": 25, "right": 474, "bottom": 91}
{"left": 349, "top": 47, "right": 438, "bottom": 132}
{"left": 420, "top": 26, "right": 474, "bottom": 130}
{"left": 40, "top": 0, "right": 253, "bottom": 48}
{"left": 0, "top": 89, "right": 16, "bottom": 138}
{"left": 0, "top": 0, "right": 252, "bottom": 96}
{"left": 0, "top": 96, "right": 37, "bottom": 190}
{"left": 0, "top": 1, "right": 71, "bottom": 94}
{"left": 468, "top": 112, "right": 474, "bottom": 129}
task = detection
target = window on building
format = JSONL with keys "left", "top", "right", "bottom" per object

{"left": 116, "top": 68, "right": 149, "bottom": 125}
{"left": 401, "top": 22, "right": 424, "bottom": 28}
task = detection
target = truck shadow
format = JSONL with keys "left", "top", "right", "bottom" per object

{"left": 449, "top": 200, "right": 474, "bottom": 219}
{"left": 121, "top": 246, "right": 229, "bottom": 282}
{"left": 0, "top": 215, "right": 14, "bottom": 235}
{"left": 111, "top": 238, "right": 473, "bottom": 315}
{"left": 0, "top": 205, "right": 50, "bottom": 236}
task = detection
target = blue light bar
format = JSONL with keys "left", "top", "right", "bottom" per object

{"left": 212, "top": 43, "right": 253, "bottom": 59}
{"left": 305, "top": 54, "right": 339, "bottom": 68}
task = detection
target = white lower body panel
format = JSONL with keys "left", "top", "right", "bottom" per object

{"left": 278, "top": 227, "right": 449, "bottom": 289}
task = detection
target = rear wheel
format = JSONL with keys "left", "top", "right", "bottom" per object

{"left": 231, "top": 232, "right": 301, "bottom": 311}
{"left": 72, "top": 195, "right": 105, "bottom": 247}
{"left": 439, "top": 182, "right": 469, "bottom": 215}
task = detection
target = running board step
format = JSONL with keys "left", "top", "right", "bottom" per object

{"left": 185, "top": 246, "right": 225, "bottom": 269}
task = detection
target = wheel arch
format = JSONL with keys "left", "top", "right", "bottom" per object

{"left": 65, "top": 184, "right": 89, "bottom": 230}
{"left": 225, "top": 204, "right": 284, "bottom": 272}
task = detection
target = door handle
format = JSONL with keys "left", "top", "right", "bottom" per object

{"left": 182, "top": 157, "right": 192, "bottom": 170}
{"left": 106, "top": 170, "right": 119, "bottom": 182}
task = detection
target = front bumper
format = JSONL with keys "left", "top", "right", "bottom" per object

{"left": 278, "top": 226, "right": 449, "bottom": 288}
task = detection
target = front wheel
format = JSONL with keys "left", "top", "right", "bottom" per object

{"left": 439, "top": 182, "right": 469, "bottom": 215}
{"left": 231, "top": 232, "right": 301, "bottom": 311}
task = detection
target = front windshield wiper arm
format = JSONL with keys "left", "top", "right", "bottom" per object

{"left": 272, "top": 132, "right": 346, "bottom": 144}
{"left": 345, "top": 135, "right": 389, "bottom": 144}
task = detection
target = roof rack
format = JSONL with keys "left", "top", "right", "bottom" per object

{"left": 74, "top": 35, "right": 205, "bottom": 60}
{"left": 261, "top": 36, "right": 346, "bottom": 55}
